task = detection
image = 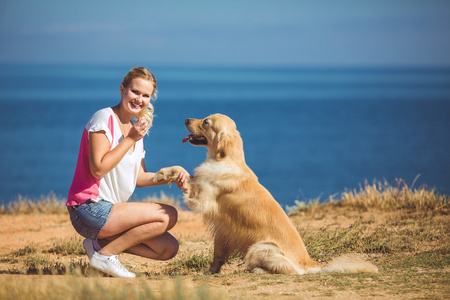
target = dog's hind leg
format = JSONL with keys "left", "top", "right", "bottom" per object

{"left": 245, "top": 242, "right": 305, "bottom": 275}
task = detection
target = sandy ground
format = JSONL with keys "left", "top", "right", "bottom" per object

{"left": 0, "top": 208, "right": 444, "bottom": 299}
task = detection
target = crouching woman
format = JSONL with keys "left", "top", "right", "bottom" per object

{"left": 66, "top": 67, "right": 187, "bottom": 278}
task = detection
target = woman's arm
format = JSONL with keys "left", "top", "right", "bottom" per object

{"left": 89, "top": 118, "right": 149, "bottom": 179}
{"left": 89, "top": 131, "right": 135, "bottom": 178}
{"left": 136, "top": 159, "right": 188, "bottom": 189}
{"left": 136, "top": 159, "right": 167, "bottom": 187}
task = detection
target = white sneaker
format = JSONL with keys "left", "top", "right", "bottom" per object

{"left": 83, "top": 239, "right": 95, "bottom": 261}
{"left": 90, "top": 252, "right": 136, "bottom": 278}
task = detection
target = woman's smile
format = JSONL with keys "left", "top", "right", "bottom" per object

{"left": 120, "top": 78, "right": 154, "bottom": 118}
{"left": 130, "top": 99, "right": 143, "bottom": 110}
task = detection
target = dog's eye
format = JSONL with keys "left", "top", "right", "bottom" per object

{"left": 203, "top": 119, "right": 210, "bottom": 128}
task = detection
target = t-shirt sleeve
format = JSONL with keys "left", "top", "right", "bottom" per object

{"left": 86, "top": 109, "right": 113, "bottom": 144}
{"left": 142, "top": 140, "right": 146, "bottom": 157}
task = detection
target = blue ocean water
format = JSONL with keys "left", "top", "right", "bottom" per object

{"left": 0, "top": 64, "right": 449, "bottom": 207}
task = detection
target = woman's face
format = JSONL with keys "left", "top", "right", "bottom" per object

{"left": 119, "top": 78, "right": 154, "bottom": 117}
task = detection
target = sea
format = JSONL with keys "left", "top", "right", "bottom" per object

{"left": 0, "top": 64, "right": 449, "bottom": 208}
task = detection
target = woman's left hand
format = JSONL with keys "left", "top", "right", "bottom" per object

{"left": 174, "top": 171, "right": 188, "bottom": 192}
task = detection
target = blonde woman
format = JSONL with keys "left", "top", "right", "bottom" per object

{"left": 67, "top": 67, "right": 187, "bottom": 278}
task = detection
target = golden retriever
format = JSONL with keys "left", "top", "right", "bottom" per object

{"left": 155, "top": 114, "right": 378, "bottom": 275}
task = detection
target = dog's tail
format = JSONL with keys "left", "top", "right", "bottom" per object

{"left": 306, "top": 254, "right": 378, "bottom": 274}
{"left": 246, "top": 242, "right": 378, "bottom": 275}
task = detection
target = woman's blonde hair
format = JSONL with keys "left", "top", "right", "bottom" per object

{"left": 121, "top": 67, "right": 158, "bottom": 130}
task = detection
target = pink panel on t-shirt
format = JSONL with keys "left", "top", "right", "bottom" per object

{"left": 108, "top": 115, "right": 114, "bottom": 150}
{"left": 67, "top": 129, "right": 100, "bottom": 206}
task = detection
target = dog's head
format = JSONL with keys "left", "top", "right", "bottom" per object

{"left": 183, "top": 114, "right": 243, "bottom": 161}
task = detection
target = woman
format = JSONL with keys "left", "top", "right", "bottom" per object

{"left": 67, "top": 67, "right": 187, "bottom": 278}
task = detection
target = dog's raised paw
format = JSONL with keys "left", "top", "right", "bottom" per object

{"left": 154, "top": 170, "right": 168, "bottom": 183}
{"left": 155, "top": 166, "right": 190, "bottom": 184}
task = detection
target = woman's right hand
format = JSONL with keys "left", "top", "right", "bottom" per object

{"left": 127, "top": 118, "right": 149, "bottom": 141}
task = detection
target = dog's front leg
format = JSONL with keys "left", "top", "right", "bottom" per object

{"left": 154, "top": 166, "right": 190, "bottom": 192}
{"left": 208, "top": 238, "right": 228, "bottom": 274}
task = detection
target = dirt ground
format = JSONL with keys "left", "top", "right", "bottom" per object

{"left": 0, "top": 208, "right": 447, "bottom": 299}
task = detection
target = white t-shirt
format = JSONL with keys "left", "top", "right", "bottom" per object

{"left": 67, "top": 107, "right": 145, "bottom": 205}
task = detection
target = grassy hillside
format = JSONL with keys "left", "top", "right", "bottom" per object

{"left": 0, "top": 180, "right": 448, "bottom": 299}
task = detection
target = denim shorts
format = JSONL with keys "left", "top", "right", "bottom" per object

{"left": 69, "top": 200, "right": 113, "bottom": 240}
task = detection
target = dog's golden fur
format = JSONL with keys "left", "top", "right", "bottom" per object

{"left": 155, "top": 114, "right": 378, "bottom": 274}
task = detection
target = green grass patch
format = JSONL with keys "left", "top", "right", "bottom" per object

{"left": 167, "top": 253, "right": 212, "bottom": 275}
{"left": 11, "top": 245, "right": 38, "bottom": 257}
{"left": 45, "top": 236, "right": 85, "bottom": 256}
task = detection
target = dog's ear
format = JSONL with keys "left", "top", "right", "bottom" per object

{"left": 216, "top": 130, "right": 230, "bottom": 161}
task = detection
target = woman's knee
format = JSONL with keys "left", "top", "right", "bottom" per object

{"left": 160, "top": 204, "right": 178, "bottom": 231}
{"left": 158, "top": 236, "right": 179, "bottom": 260}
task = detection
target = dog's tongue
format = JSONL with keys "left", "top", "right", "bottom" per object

{"left": 182, "top": 135, "right": 193, "bottom": 143}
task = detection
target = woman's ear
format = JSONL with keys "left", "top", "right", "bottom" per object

{"left": 120, "top": 84, "right": 124, "bottom": 96}
{"left": 216, "top": 130, "right": 229, "bottom": 161}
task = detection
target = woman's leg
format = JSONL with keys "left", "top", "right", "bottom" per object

{"left": 96, "top": 202, "right": 179, "bottom": 260}
{"left": 123, "top": 232, "right": 179, "bottom": 260}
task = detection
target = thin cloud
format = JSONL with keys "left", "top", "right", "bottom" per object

{"left": 19, "top": 22, "right": 128, "bottom": 36}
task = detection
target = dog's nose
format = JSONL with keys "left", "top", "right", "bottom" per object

{"left": 185, "top": 119, "right": 190, "bottom": 125}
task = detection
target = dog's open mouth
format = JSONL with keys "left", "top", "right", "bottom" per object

{"left": 182, "top": 134, "right": 207, "bottom": 145}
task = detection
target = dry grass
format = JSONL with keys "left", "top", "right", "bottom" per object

{"left": 339, "top": 178, "right": 448, "bottom": 211}
{"left": 0, "top": 275, "right": 221, "bottom": 300}
{"left": 287, "top": 178, "right": 448, "bottom": 215}
{"left": 0, "top": 179, "right": 449, "bottom": 299}
{"left": 0, "top": 192, "right": 66, "bottom": 215}
{"left": 3, "top": 179, "right": 446, "bottom": 216}
{"left": 140, "top": 191, "right": 184, "bottom": 210}
{"left": 0, "top": 191, "right": 183, "bottom": 215}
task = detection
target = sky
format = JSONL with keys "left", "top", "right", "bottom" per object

{"left": 0, "top": 0, "right": 450, "bottom": 67}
